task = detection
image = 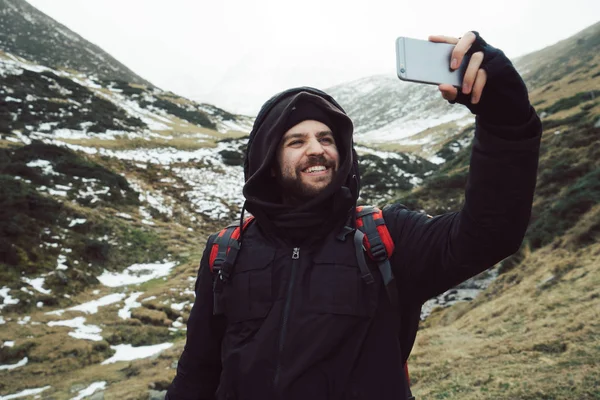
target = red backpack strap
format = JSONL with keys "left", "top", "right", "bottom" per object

{"left": 354, "top": 206, "right": 398, "bottom": 307}
{"left": 210, "top": 216, "right": 255, "bottom": 316}
{"left": 355, "top": 206, "right": 413, "bottom": 399}
{"left": 209, "top": 216, "right": 255, "bottom": 274}
{"left": 356, "top": 206, "right": 394, "bottom": 258}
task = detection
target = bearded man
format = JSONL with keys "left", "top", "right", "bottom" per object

{"left": 167, "top": 31, "right": 541, "bottom": 400}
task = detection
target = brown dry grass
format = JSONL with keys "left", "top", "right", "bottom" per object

{"left": 0, "top": 139, "right": 22, "bottom": 149}
{"left": 58, "top": 136, "right": 211, "bottom": 151}
{"left": 410, "top": 239, "right": 600, "bottom": 399}
{"left": 58, "top": 124, "right": 245, "bottom": 151}
{"left": 528, "top": 53, "right": 600, "bottom": 105}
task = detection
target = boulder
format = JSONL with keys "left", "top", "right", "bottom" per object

{"left": 148, "top": 390, "right": 166, "bottom": 400}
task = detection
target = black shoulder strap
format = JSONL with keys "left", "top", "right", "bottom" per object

{"left": 355, "top": 207, "right": 399, "bottom": 309}
{"left": 211, "top": 218, "right": 255, "bottom": 315}
{"left": 211, "top": 222, "right": 242, "bottom": 316}
{"left": 355, "top": 206, "right": 416, "bottom": 400}
{"left": 211, "top": 222, "right": 240, "bottom": 274}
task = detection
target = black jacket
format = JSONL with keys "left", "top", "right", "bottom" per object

{"left": 167, "top": 87, "right": 542, "bottom": 399}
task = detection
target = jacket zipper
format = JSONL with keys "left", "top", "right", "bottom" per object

{"left": 273, "top": 247, "right": 300, "bottom": 389}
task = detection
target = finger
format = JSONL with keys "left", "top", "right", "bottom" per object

{"left": 451, "top": 31, "right": 477, "bottom": 70}
{"left": 428, "top": 35, "right": 459, "bottom": 45}
{"left": 471, "top": 69, "right": 488, "bottom": 104}
{"left": 438, "top": 84, "right": 458, "bottom": 102}
{"left": 461, "top": 51, "right": 484, "bottom": 94}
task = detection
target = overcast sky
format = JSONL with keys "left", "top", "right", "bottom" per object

{"left": 24, "top": 0, "right": 600, "bottom": 115}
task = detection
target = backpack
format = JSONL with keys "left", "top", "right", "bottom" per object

{"left": 208, "top": 205, "right": 415, "bottom": 400}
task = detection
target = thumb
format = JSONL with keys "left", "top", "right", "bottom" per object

{"left": 439, "top": 84, "right": 458, "bottom": 102}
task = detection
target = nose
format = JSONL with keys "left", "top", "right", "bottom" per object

{"left": 305, "top": 137, "right": 325, "bottom": 156}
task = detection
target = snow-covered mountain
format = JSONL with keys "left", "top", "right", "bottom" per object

{"left": 0, "top": 0, "right": 153, "bottom": 86}
{"left": 326, "top": 75, "right": 474, "bottom": 162}
{"left": 328, "top": 75, "right": 470, "bottom": 138}
{"left": 328, "top": 75, "right": 474, "bottom": 164}
{"left": 326, "top": 21, "right": 600, "bottom": 164}
{"left": 0, "top": 51, "right": 254, "bottom": 136}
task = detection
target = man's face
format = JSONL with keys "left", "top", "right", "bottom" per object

{"left": 275, "top": 120, "right": 340, "bottom": 202}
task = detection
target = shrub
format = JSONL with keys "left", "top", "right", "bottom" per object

{"left": 0, "top": 175, "right": 63, "bottom": 280}
{"left": 532, "top": 341, "right": 567, "bottom": 354}
{"left": 542, "top": 111, "right": 588, "bottom": 130}
{"left": 570, "top": 218, "right": 600, "bottom": 247}
{"left": 11, "top": 143, "right": 139, "bottom": 205}
{"left": 110, "top": 80, "right": 146, "bottom": 96}
{"left": 82, "top": 239, "right": 112, "bottom": 265}
{"left": 537, "top": 157, "right": 591, "bottom": 189}
{"left": 105, "top": 325, "right": 172, "bottom": 346}
{"left": 540, "top": 90, "right": 600, "bottom": 115}
{"left": 219, "top": 149, "right": 244, "bottom": 166}
{"left": 527, "top": 168, "right": 600, "bottom": 249}
{"left": 0, "top": 341, "right": 36, "bottom": 364}
{"left": 424, "top": 170, "right": 469, "bottom": 190}
{"left": 152, "top": 98, "right": 216, "bottom": 129}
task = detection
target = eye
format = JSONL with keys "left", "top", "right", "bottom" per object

{"left": 320, "top": 137, "right": 334, "bottom": 145}
{"left": 288, "top": 140, "right": 303, "bottom": 147}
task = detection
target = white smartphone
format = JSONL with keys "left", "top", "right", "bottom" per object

{"left": 395, "top": 37, "right": 469, "bottom": 87}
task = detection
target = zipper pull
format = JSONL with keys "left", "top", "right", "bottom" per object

{"left": 292, "top": 247, "right": 300, "bottom": 259}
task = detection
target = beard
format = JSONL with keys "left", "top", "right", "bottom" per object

{"left": 276, "top": 154, "right": 338, "bottom": 203}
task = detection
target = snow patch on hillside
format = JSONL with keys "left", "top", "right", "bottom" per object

{"left": 118, "top": 292, "right": 143, "bottom": 319}
{"left": 129, "top": 181, "right": 174, "bottom": 217}
{"left": 0, "top": 357, "right": 28, "bottom": 371}
{"left": 21, "top": 277, "right": 51, "bottom": 294}
{"left": 97, "top": 261, "right": 177, "bottom": 287}
{"left": 173, "top": 165, "right": 244, "bottom": 220}
{"left": 67, "top": 293, "right": 127, "bottom": 314}
{"left": 0, "top": 287, "right": 20, "bottom": 311}
{"left": 0, "top": 385, "right": 51, "bottom": 400}
{"left": 47, "top": 317, "right": 103, "bottom": 341}
{"left": 71, "top": 382, "right": 107, "bottom": 400}
{"left": 101, "top": 343, "right": 173, "bottom": 364}
{"left": 356, "top": 109, "right": 469, "bottom": 144}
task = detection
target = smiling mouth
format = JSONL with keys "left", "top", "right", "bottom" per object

{"left": 302, "top": 165, "right": 328, "bottom": 174}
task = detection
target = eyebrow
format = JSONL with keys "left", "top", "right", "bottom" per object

{"left": 282, "top": 130, "right": 334, "bottom": 143}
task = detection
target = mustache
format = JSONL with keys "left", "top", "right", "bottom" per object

{"left": 299, "top": 155, "right": 333, "bottom": 171}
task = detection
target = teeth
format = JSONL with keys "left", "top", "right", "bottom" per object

{"left": 304, "top": 166, "right": 326, "bottom": 173}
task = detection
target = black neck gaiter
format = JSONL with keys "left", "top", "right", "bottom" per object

{"left": 245, "top": 185, "right": 354, "bottom": 245}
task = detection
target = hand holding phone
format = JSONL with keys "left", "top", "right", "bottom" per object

{"left": 395, "top": 37, "right": 469, "bottom": 87}
{"left": 396, "top": 32, "right": 488, "bottom": 105}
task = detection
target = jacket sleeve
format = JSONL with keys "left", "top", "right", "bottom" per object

{"left": 166, "top": 235, "right": 226, "bottom": 400}
{"left": 385, "top": 109, "right": 542, "bottom": 304}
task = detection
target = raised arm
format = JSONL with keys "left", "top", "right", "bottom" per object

{"left": 386, "top": 32, "right": 542, "bottom": 303}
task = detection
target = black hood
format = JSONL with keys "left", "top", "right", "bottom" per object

{"left": 242, "top": 87, "right": 360, "bottom": 241}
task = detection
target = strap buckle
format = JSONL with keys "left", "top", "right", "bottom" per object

{"left": 368, "top": 240, "right": 388, "bottom": 262}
